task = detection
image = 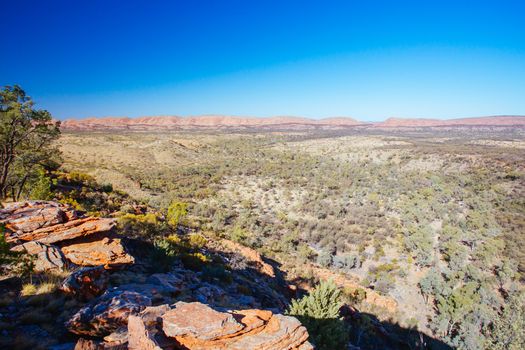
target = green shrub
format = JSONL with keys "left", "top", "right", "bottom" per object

{"left": 29, "top": 169, "right": 53, "bottom": 200}
{"left": 287, "top": 280, "right": 349, "bottom": 350}
{"left": 167, "top": 201, "right": 188, "bottom": 228}
{"left": 488, "top": 290, "right": 525, "bottom": 350}
{"left": 118, "top": 213, "right": 165, "bottom": 241}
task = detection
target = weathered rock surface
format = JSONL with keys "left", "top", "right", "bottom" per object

{"left": 32, "top": 217, "right": 116, "bottom": 245}
{"left": 0, "top": 201, "right": 70, "bottom": 233}
{"left": 0, "top": 201, "right": 115, "bottom": 244}
{"left": 128, "top": 305, "right": 174, "bottom": 350}
{"left": 61, "top": 237, "right": 134, "bottom": 267}
{"left": 11, "top": 241, "right": 67, "bottom": 271}
{"left": 61, "top": 266, "right": 109, "bottom": 299}
{"left": 162, "top": 302, "right": 244, "bottom": 340}
{"left": 66, "top": 289, "right": 152, "bottom": 336}
{"left": 1, "top": 201, "right": 134, "bottom": 269}
{"left": 158, "top": 302, "right": 313, "bottom": 350}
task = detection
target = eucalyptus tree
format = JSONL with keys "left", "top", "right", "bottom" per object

{"left": 0, "top": 85, "right": 61, "bottom": 200}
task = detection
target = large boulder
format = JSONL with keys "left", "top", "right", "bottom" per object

{"left": 160, "top": 302, "right": 314, "bottom": 350}
{"left": 0, "top": 201, "right": 71, "bottom": 234}
{"left": 0, "top": 201, "right": 115, "bottom": 244}
{"left": 61, "top": 237, "right": 134, "bottom": 267}
{"left": 10, "top": 241, "right": 67, "bottom": 271}
{"left": 66, "top": 289, "right": 152, "bottom": 337}
{"left": 1, "top": 201, "right": 134, "bottom": 269}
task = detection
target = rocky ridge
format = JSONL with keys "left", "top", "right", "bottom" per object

{"left": 1, "top": 201, "right": 133, "bottom": 270}
{"left": 59, "top": 115, "right": 525, "bottom": 131}
{"left": 0, "top": 201, "right": 314, "bottom": 350}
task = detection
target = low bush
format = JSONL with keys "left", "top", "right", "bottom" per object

{"left": 287, "top": 280, "right": 349, "bottom": 350}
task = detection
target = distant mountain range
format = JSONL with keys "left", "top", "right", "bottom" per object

{"left": 60, "top": 115, "right": 525, "bottom": 131}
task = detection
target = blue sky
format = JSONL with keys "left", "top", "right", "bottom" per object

{"left": 1, "top": 0, "right": 524, "bottom": 121}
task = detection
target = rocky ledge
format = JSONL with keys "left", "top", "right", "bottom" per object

{"left": 1, "top": 201, "right": 315, "bottom": 349}
{"left": 1, "top": 201, "right": 134, "bottom": 270}
{"left": 73, "top": 301, "right": 313, "bottom": 350}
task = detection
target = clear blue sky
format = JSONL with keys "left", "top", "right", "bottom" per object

{"left": 1, "top": 0, "right": 524, "bottom": 121}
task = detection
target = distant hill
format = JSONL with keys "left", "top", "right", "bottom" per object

{"left": 60, "top": 115, "right": 367, "bottom": 131}
{"left": 60, "top": 115, "right": 525, "bottom": 131}
{"left": 375, "top": 115, "right": 525, "bottom": 127}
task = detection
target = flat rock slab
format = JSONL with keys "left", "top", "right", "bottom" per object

{"left": 0, "top": 201, "right": 115, "bottom": 244}
{"left": 162, "top": 302, "right": 244, "bottom": 340}
{"left": 61, "top": 237, "right": 134, "bottom": 267}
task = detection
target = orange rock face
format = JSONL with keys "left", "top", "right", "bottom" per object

{"left": 61, "top": 237, "right": 134, "bottom": 267}
{"left": 158, "top": 302, "right": 313, "bottom": 350}
{"left": 1, "top": 201, "right": 115, "bottom": 244}
{"left": 162, "top": 302, "right": 244, "bottom": 340}
{"left": 2, "top": 201, "right": 134, "bottom": 269}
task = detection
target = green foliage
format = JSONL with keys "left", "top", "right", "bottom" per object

{"left": 167, "top": 201, "right": 188, "bottom": 228}
{"left": 229, "top": 225, "right": 250, "bottom": 244}
{"left": 287, "top": 280, "right": 349, "bottom": 350}
{"left": 0, "top": 85, "right": 61, "bottom": 200}
{"left": 333, "top": 253, "right": 361, "bottom": 272}
{"left": 366, "top": 262, "right": 399, "bottom": 295}
{"left": 118, "top": 213, "right": 166, "bottom": 241}
{"left": 0, "top": 227, "right": 34, "bottom": 277}
{"left": 187, "top": 233, "right": 207, "bottom": 249}
{"left": 488, "top": 290, "right": 525, "bottom": 350}
{"left": 404, "top": 225, "right": 434, "bottom": 266}
{"left": 316, "top": 251, "right": 332, "bottom": 268}
{"left": 343, "top": 286, "right": 367, "bottom": 304}
{"left": 29, "top": 169, "right": 53, "bottom": 200}
{"left": 151, "top": 238, "right": 178, "bottom": 272}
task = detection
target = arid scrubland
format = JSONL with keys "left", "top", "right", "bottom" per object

{"left": 57, "top": 128, "right": 525, "bottom": 349}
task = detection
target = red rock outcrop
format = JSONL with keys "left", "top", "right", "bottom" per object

{"left": 1, "top": 201, "right": 115, "bottom": 244}
{"left": 156, "top": 302, "right": 313, "bottom": 350}
{"left": 2, "top": 201, "right": 133, "bottom": 268}
{"left": 127, "top": 304, "right": 174, "bottom": 350}
{"left": 61, "top": 237, "right": 134, "bottom": 267}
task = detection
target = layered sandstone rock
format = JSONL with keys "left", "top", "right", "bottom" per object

{"left": 23, "top": 216, "right": 116, "bottom": 245}
{"left": 127, "top": 305, "right": 174, "bottom": 350}
{"left": 2, "top": 201, "right": 133, "bottom": 268}
{"left": 162, "top": 302, "right": 244, "bottom": 340}
{"left": 1, "top": 201, "right": 114, "bottom": 244}
{"left": 61, "top": 237, "right": 134, "bottom": 267}
{"left": 1, "top": 201, "right": 67, "bottom": 240}
{"left": 126, "top": 301, "right": 314, "bottom": 350}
